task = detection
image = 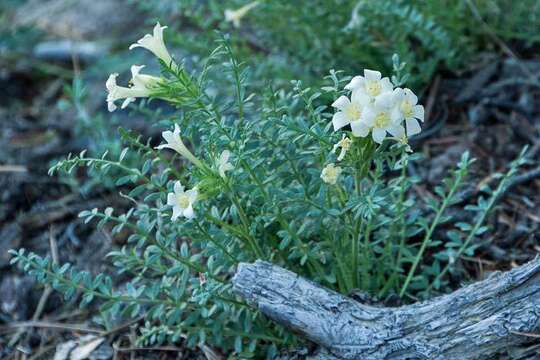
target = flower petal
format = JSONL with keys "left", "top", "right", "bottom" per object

{"left": 406, "top": 118, "right": 421, "bottom": 136}
{"left": 156, "top": 143, "right": 171, "bottom": 150}
{"left": 131, "top": 65, "right": 144, "bottom": 78}
{"left": 362, "top": 106, "right": 376, "bottom": 126}
{"left": 107, "top": 100, "right": 117, "bottom": 112}
{"left": 183, "top": 204, "right": 195, "bottom": 219}
{"left": 171, "top": 206, "right": 181, "bottom": 221}
{"left": 106, "top": 73, "right": 118, "bottom": 91}
{"left": 331, "top": 95, "right": 350, "bottom": 110}
{"left": 121, "top": 97, "right": 135, "bottom": 109}
{"left": 380, "top": 77, "right": 393, "bottom": 93}
{"left": 153, "top": 22, "right": 167, "bottom": 39}
{"left": 332, "top": 112, "right": 350, "bottom": 131}
{"left": 364, "top": 69, "right": 381, "bottom": 81}
{"left": 344, "top": 76, "right": 364, "bottom": 91}
{"left": 372, "top": 128, "right": 386, "bottom": 144}
{"left": 167, "top": 193, "right": 176, "bottom": 206}
{"left": 351, "top": 90, "right": 370, "bottom": 106}
{"left": 375, "top": 91, "right": 395, "bottom": 109}
{"left": 161, "top": 130, "right": 175, "bottom": 144}
{"left": 174, "top": 181, "right": 184, "bottom": 194}
{"left": 186, "top": 189, "right": 198, "bottom": 203}
{"left": 350, "top": 121, "right": 370, "bottom": 137}
{"left": 387, "top": 124, "right": 405, "bottom": 138}
{"left": 393, "top": 87, "right": 405, "bottom": 100}
{"left": 337, "top": 148, "right": 347, "bottom": 161}
{"left": 405, "top": 88, "right": 418, "bottom": 105}
{"left": 413, "top": 105, "right": 425, "bottom": 122}
{"left": 391, "top": 107, "right": 403, "bottom": 124}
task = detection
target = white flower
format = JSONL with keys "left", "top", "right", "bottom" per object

{"left": 345, "top": 69, "right": 393, "bottom": 101}
{"left": 130, "top": 65, "right": 161, "bottom": 88}
{"left": 331, "top": 91, "right": 370, "bottom": 134}
{"left": 332, "top": 135, "right": 352, "bottom": 161}
{"left": 156, "top": 124, "right": 204, "bottom": 169}
{"left": 167, "top": 181, "right": 198, "bottom": 220}
{"left": 332, "top": 69, "right": 424, "bottom": 148}
{"left": 224, "top": 1, "right": 260, "bottom": 28}
{"left": 321, "top": 163, "right": 342, "bottom": 185}
{"left": 392, "top": 88, "right": 425, "bottom": 137}
{"left": 129, "top": 22, "right": 176, "bottom": 69}
{"left": 218, "top": 150, "right": 234, "bottom": 178}
{"left": 360, "top": 91, "right": 405, "bottom": 144}
{"left": 106, "top": 65, "right": 161, "bottom": 112}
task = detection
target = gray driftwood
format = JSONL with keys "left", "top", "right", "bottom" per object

{"left": 232, "top": 259, "right": 540, "bottom": 360}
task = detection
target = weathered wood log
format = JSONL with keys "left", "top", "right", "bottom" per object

{"left": 232, "top": 259, "right": 540, "bottom": 360}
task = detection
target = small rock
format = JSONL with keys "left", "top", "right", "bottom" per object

{"left": 34, "top": 40, "right": 107, "bottom": 63}
{"left": 14, "top": 0, "right": 142, "bottom": 40}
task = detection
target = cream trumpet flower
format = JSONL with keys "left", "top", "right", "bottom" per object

{"left": 332, "top": 135, "right": 352, "bottom": 161}
{"left": 106, "top": 65, "right": 161, "bottom": 112}
{"left": 156, "top": 124, "right": 204, "bottom": 169}
{"left": 321, "top": 163, "right": 342, "bottom": 185}
{"left": 129, "top": 22, "right": 176, "bottom": 69}
{"left": 359, "top": 92, "right": 405, "bottom": 144}
{"left": 218, "top": 150, "right": 234, "bottom": 178}
{"left": 345, "top": 69, "right": 393, "bottom": 101}
{"left": 392, "top": 88, "right": 425, "bottom": 137}
{"left": 331, "top": 91, "right": 370, "bottom": 134}
{"left": 167, "top": 181, "right": 198, "bottom": 220}
{"left": 224, "top": 1, "right": 260, "bottom": 28}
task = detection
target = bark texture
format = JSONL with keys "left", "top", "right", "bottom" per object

{"left": 232, "top": 259, "right": 540, "bottom": 360}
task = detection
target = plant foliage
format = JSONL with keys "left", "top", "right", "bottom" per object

{"left": 11, "top": 20, "right": 529, "bottom": 358}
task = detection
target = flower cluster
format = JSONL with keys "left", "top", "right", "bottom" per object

{"left": 106, "top": 23, "right": 237, "bottom": 222}
{"left": 332, "top": 69, "right": 424, "bottom": 144}
{"left": 106, "top": 65, "right": 162, "bottom": 112}
{"left": 106, "top": 23, "right": 175, "bottom": 112}
{"left": 155, "top": 124, "right": 235, "bottom": 220}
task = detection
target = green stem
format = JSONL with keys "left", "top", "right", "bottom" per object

{"left": 350, "top": 138, "right": 374, "bottom": 289}
{"left": 194, "top": 220, "right": 241, "bottom": 263}
{"left": 330, "top": 186, "right": 353, "bottom": 292}
{"left": 380, "top": 154, "right": 408, "bottom": 297}
{"left": 94, "top": 213, "right": 226, "bottom": 284}
{"left": 361, "top": 217, "right": 373, "bottom": 290}
{"left": 221, "top": 180, "right": 264, "bottom": 259}
{"left": 426, "top": 172, "right": 513, "bottom": 292}
{"left": 37, "top": 262, "right": 173, "bottom": 306}
{"left": 399, "top": 172, "right": 464, "bottom": 298}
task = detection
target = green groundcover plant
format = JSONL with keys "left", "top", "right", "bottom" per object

{"left": 11, "top": 23, "right": 527, "bottom": 358}
{"left": 135, "top": 0, "right": 540, "bottom": 90}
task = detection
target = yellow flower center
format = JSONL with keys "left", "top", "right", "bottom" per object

{"left": 374, "top": 112, "right": 391, "bottom": 128}
{"left": 177, "top": 194, "right": 190, "bottom": 208}
{"left": 345, "top": 104, "right": 361, "bottom": 120}
{"left": 400, "top": 101, "right": 413, "bottom": 118}
{"left": 327, "top": 167, "right": 338, "bottom": 177}
{"left": 339, "top": 137, "right": 352, "bottom": 151}
{"left": 321, "top": 164, "right": 342, "bottom": 184}
{"left": 366, "top": 80, "right": 381, "bottom": 97}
